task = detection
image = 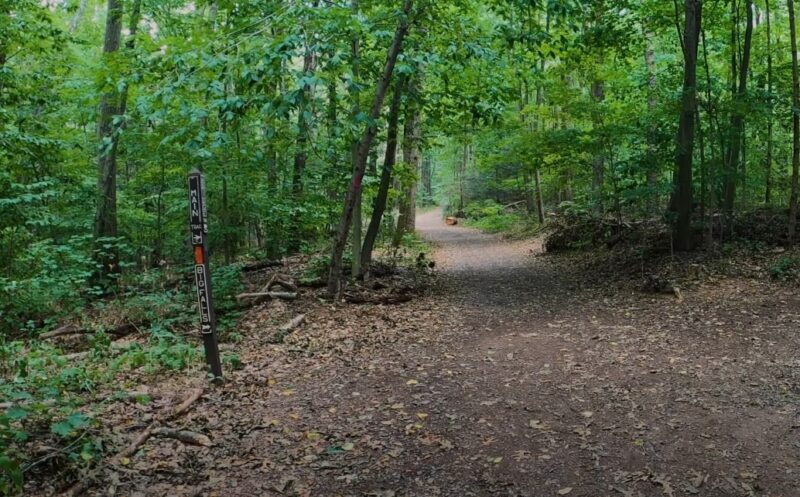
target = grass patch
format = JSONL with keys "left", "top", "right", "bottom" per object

{"left": 460, "top": 200, "right": 542, "bottom": 239}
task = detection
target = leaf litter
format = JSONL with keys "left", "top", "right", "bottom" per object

{"left": 24, "top": 210, "right": 800, "bottom": 496}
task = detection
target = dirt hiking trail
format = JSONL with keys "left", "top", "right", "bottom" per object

{"left": 101, "top": 209, "right": 799, "bottom": 497}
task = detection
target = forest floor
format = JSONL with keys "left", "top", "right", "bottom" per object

{"left": 59, "top": 209, "right": 800, "bottom": 497}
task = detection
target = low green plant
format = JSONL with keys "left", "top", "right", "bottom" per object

{"left": 770, "top": 256, "right": 800, "bottom": 281}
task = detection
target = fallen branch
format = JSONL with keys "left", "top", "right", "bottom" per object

{"left": 152, "top": 427, "right": 212, "bottom": 446}
{"left": 279, "top": 314, "right": 306, "bottom": 333}
{"left": 269, "top": 273, "right": 298, "bottom": 292}
{"left": 110, "top": 387, "right": 204, "bottom": 464}
{"left": 236, "top": 291, "right": 297, "bottom": 302}
{"left": 62, "top": 388, "right": 205, "bottom": 496}
{"left": 40, "top": 324, "right": 81, "bottom": 339}
{"left": 502, "top": 199, "right": 525, "bottom": 210}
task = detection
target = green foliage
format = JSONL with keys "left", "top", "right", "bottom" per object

{"left": 770, "top": 256, "right": 800, "bottom": 281}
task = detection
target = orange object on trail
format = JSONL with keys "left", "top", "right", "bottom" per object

{"left": 445, "top": 216, "right": 458, "bottom": 226}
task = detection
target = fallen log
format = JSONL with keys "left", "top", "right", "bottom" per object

{"left": 279, "top": 314, "right": 306, "bottom": 332}
{"left": 152, "top": 427, "right": 212, "bottom": 446}
{"left": 236, "top": 291, "right": 297, "bottom": 302}
{"left": 270, "top": 273, "right": 298, "bottom": 292}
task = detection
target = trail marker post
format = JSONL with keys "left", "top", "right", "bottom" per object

{"left": 188, "top": 169, "right": 223, "bottom": 381}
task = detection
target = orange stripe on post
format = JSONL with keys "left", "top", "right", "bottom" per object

{"left": 194, "top": 246, "right": 204, "bottom": 264}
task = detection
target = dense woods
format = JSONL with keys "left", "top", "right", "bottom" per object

{"left": 4, "top": 0, "right": 800, "bottom": 494}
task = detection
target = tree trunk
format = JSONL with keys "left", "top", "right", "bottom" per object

{"left": 788, "top": 0, "right": 800, "bottom": 242}
{"left": 421, "top": 154, "right": 433, "bottom": 204}
{"left": 361, "top": 77, "right": 405, "bottom": 275}
{"left": 765, "top": 0, "right": 774, "bottom": 206}
{"left": 291, "top": 53, "right": 315, "bottom": 201}
{"left": 93, "top": 0, "right": 125, "bottom": 279}
{"left": 674, "top": 0, "right": 702, "bottom": 251}
{"left": 350, "top": 0, "right": 362, "bottom": 278}
{"left": 645, "top": 29, "right": 659, "bottom": 214}
{"left": 534, "top": 168, "right": 545, "bottom": 223}
{"left": 458, "top": 142, "right": 468, "bottom": 214}
{"left": 327, "top": 0, "right": 414, "bottom": 297}
{"left": 591, "top": 79, "right": 605, "bottom": 213}
{"left": 69, "top": 0, "right": 89, "bottom": 33}
{"left": 395, "top": 78, "right": 422, "bottom": 242}
{"left": 724, "top": 0, "right": 753, "bottom": 229}
{"left": 288, "top": 24, "right": 317, "bottom": 253}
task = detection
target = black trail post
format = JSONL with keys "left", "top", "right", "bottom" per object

{"left": 188, "top": 168, "right": 223, "bottom": 381}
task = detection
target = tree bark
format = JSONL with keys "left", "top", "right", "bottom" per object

{"left": 289, "top": 2, "right": 319, "bottom": 252}
{"left": 788, "top": 0, "right": 800, "bottom": 242}
{"left": 291, "top": 51, "right": 315, "bottom": 201}
{"left": 93, "top": 0, "right": 125, "bottom": 279}
{"left": 421, "top": 155, "right": 433, "bottom": 204}
{"left": 394, "top": 77, "right": 422, "bottom": 245}
{"left": 69, "top": 0, "right": 89, "bottom": 33}
{"left": 765, "top": 0, "right": 774, "bottom": 206}
{"left": 350, "top": 0, "right": 362, "bottom": 278}
{"left": 327, "top": 0, "right": 414, "bottom": 297}
{"left": 645, "top": 29, "right": 659, "bottom": 214}
{"left": 361, "top": 76, "right": 405, "bottom": 275}
{"left": 674, "top": 0, "right": 702, "bottom": 251}
{"left": 590, "top": 79, "right": 605, "bottom": 213}
{"left": 723, "top": 0, "right": 753, "bottom": 229}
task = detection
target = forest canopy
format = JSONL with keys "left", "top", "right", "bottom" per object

{"left": 3, "top": 0, "right": 799, "bottom": 321}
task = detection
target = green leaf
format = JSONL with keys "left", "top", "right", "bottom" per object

{"left": 5, "top": 407, "right": 27, "bottom": 421}
{"left": 51, "top": 421, "right": 73, "bottom": 438}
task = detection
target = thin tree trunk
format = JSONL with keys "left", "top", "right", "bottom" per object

{"left": 645, "top": 29, "right": 659, "bottom": 214}
{"left": 459, "top": 142, "right": 468, "bottom": 214}
{"left": 675, "top": 0, "right": 702, "bottom": 251}
{"left": 765, "top": 0, "right": 774, "bottom": 206}
{"left": 591, "top": 79, "right": 605, "bottom": 213}
{"left": 394, "top": 80, "right": 422, "bottom": 246}
{"left": 93, "top": 0, "right": 125, "bottom": 279}
{"left": 724, "top": 0, "right": 753, "bottom": 229}
{"left": 327, "top": 0, "right": 414, "bottom": 296}
{"left": 289, "top": 5, "right": 318, "bottom": 253}
{"left": 534, "top": 168, "right": 545, "bottom": 223}
{"left": 361, "top": 77, "right": 405, "bottom": 275}
{"left": 350, "top": 0, "right": 362, "bottom": 278}
{"left": 292, "top": 53, "right": 315, "bottom": 200}
{"left": 69, "top": 0, "right": 89, "bottom": 33}
{"left": 697, "top": 106, "right": 707, "bottom": 229}
{"left": 421, "top": 155, "right": 433, "bottom": 204}
{"left": 788, "top": 0, "right": 800, "bottom": 242}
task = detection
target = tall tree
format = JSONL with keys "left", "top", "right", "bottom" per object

{"left": 394, "top": 75, "right": 422, "bottom": 245}
{"left": 351, "top": 0, "right": 363, "bottom": 278}
{"left": 327, "top": 0, "right": 414, "bottom": 296}
{"left": 361, "top": 77, "right": 406, "bottom": 276}
{"left": 645, "top": 28, "right": 659, "bottom": 214}
{"left": 93, "top": 0, "right": 125, "bottom": 278}
{"left": 788, "top": 0, "right": 800, "bottom": 242}
{"left": 765, "top": 0, "right": 774, "bottom": 206}
{"left": 674, "top": 0, "right": 702, "bottom": 251}
{"left": 723, "top": 0, "right": 754, "bottom": 227}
